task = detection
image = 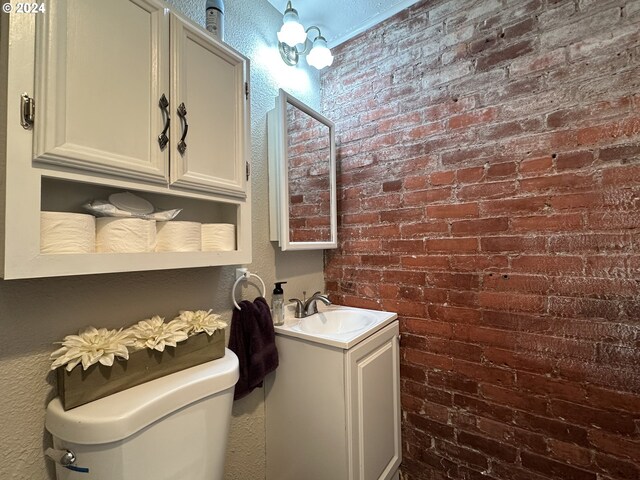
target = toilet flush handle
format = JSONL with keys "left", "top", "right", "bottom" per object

{"left": 45, "top": 448, "right": 89, "bottom": 473}
{"left": 45, "top": 447, "right": 76, "bottom": 467}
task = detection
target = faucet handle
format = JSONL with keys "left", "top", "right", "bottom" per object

{"left": 288, "top": 298, "right": 304, "bottom": 318}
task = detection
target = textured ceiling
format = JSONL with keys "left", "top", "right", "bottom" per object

{"left": 266, "top": 0, "right": 421, "bottom": 48}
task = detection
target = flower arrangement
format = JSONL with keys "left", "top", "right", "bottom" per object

{"left": 51, "top": 310, "right": 227, "bottom": 372}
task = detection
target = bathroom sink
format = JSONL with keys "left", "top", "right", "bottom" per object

{"left": 296, "top": 309, "right": 376, "bottom": 335}
{"left": 275, "top": 304, "right": 397, "bottom": 348}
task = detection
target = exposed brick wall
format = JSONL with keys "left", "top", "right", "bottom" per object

{"left": 320, "top": 1, "right": 640, "bottom": 479}
{"left": 287, "top": 102, "right": 332, "bottom": 242}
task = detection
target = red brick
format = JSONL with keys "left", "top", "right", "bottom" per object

{"left": 435, "top": 440, "right": 488, "bottom": 470}
{"left": 448, "top": 107, "right": 498, "bottom": 129}
{"left": 382, "top": 179, "right": 402, "bottom": 191}
{"left": 381, "top": 239, "right": 424, "bottom": 253}
{"left": 487, "top": 161, "right": 517, "bottom": 178}
{"left": 588, "top": 430, "right": 640, "bottom": 461}
{"left": 549, "top": 399, "right": 636, "bottom": 435}
{"left": 426, "top": 237, "right": 478, "bottom": 252}
{"left": 458, "top": 181, "right": 517, "bottom": 200}
{"left": 585, "top": 385, "right": 640, "bottom": 413}
{"left": 556, "top": 150, "right": 595, "bottom": 170}
{"left": 594, "top": 453, "right": 640, "bottom": 480}
{"left": 481, "top": 196, "right": 547, "bottom": 215}
{"left": 550, "top": 193, "right": 603, "bottom": 210}
{"left": 407, "top": 412, "right": 455, "bottom": 439}
{"left": 451, "top": 217, "right": 509, "bottom": 235}
{"left": 453, "top": 359, "right": 515, "bottom": 387}
{"left": 521, "top": 451, "right": 596, "bottom": 480}
{"left": 401, "top": 255, "right": 450, "bottom": 270}
{"left": 511, "top": 213, "right": 583, "bottom": 232}
{"left": 404, "top": 187, "right": 452, "bottom": 205}
{"left": 520, "top": 173, "right": 594, "bottom": 192}
{"left": 483, "top": 347, "right": 554, "bottom": 375}
{"left": 478, "top": 291, "right": 546, "bottom": 312}
{"left": 547, "top": 439, "right": 592, "bottom": 467}
{"left": 602, "top": 164, "right": 640, "bottom": 186}
{"left": 400, "top": 220, "right": 449, "bottom": 236}
{"left": 428, "top": 305, "right": 481, "bottom": 324}
{"left": 480, "top": 384, "right": 548, "bottom": 414}
{"left": 449, "top": 255, "right": 509, "bottom": 272}
{"left": 476, "top": 39, "right": 535, "bottom": 71}
{"left": 520, "top": 156, "right": 553, "bottom": 174}
{"left": 454, "top": 394, "right": 514, "bottom": 423}
{"left": 430, "top": 170, "right": 455, "bottom": 186}
{"left": 514, "top": 411, "right": 590, "bottom": 446}
{"left": 517, "top": 372, "right": 587, "bottom": 402}
{"left": 426, "top": 202, "right": 479, "bottom": 218}
{"left": 481, "top": 236, "right": 546, "bottom": 252}
{"left": 511, "top": 255, "right": 583, "bottom": 274}
{"left": 457, "top": 431, "right": 517, "bottom": 462}
{"left": 457, "top": 166, "right": 485, "bottom": 183}
{"left": 598, "top": 143, "right": 640, "bottom": 162}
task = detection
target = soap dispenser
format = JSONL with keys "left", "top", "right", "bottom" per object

{"left": 272, "top": 281, "right": 287, "bottom": 326}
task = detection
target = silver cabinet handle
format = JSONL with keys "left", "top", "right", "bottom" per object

{"left": 177, "top": 102, "right": 188, "bottom": 155}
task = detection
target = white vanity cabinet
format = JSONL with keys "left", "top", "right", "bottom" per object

{"left": 0, "top": 0, "right": 251, "bottom": 279}
{"left": 266, "top": 321, "right": 401, "bottom": 480}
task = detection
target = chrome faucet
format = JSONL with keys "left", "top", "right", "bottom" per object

{"left": 289, "top": 291, "right": 332, "bottom": 318}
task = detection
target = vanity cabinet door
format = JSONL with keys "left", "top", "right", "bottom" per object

{"left": 33, "top": 0, "right": 170, "bottom": 184}
{"left": 346, "top": 322, "right": 401, "bottom": 480}
{"left": 169, "top": 15, "right": 249, "bottom": 198}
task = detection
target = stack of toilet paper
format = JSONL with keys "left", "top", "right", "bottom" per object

{"left": 40, "top": 212, "right": 96, "bottom": 254}
{"left": 96, "top": 218, "right": 157, "bottom": 253}
{"left": 156, "top": 221, "right": 202, "bottom": 252}
{"left": 41, "top": 212, "right": 235, "bottom": 255}
{"left": 202, "top": 223, "right": 235, "bottom": 251}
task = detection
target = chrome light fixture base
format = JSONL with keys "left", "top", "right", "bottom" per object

{"left": 279, "top": 41, "right": 299, "bottom": 66}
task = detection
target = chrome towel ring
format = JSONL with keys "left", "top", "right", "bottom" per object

{"left": 232, "top": 268, "right": 266, "bottom": 310}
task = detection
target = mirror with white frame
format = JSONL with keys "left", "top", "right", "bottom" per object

{"left": 268, "top": 89, "right": 337, "bottom": 250}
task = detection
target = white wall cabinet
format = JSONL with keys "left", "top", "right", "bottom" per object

{"left": 265, "top": 322, "right": 401, "bottom": 480}
{"left": 170, "top": 16, "right": 247, "bottom": 196}
{"left": 34, "top": 0, "right": 170, "bottom": 184}
{"left": 0, "top": 0, "right": 251, "bottom": 279}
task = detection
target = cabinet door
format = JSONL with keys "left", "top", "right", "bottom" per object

{"left": 346, "top": 322, "right": 401, "bottom": 480}
{"left": 169, "top": 14, "right": 248, "bottom": 198}
{"left": 33, "top": 0, "right": 169, "bottom": 183}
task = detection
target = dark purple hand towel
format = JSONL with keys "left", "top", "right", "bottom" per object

{"left": 229, "top": 297, "right": 279, "bottom": 400}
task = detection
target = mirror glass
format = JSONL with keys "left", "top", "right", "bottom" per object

{"left": 286, "top": 103, "right": 332, "bottom": 243}
{"left": 268, "top": 90, "right": 337, "bottom": 250}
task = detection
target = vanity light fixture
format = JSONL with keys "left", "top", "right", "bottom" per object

{"left": 277, "top": 1, "right": 334, "bottom": 70}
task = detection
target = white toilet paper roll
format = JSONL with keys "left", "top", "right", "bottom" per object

{"left": 156, "top": 221, "right": 202, "bottom": 252}
{"left": 202, "top": 223, "right": 236, "bottom": 251}
{"left": 41, "top": 212, "right": 96, "bottom": 254}
{"left": 96, "top": 218, "right": 156, "bottom": 253}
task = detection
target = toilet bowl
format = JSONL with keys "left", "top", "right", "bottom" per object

{"left": 46, "top": 348, "right": 239, "bottom": 480}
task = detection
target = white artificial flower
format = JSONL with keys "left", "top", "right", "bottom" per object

{"left": 128, "top": 315, "right": 189, "bottom": 352}
{"left": 50, "top": 327, "right": 134, "bottom": 372}
{"left": 177, "top": 309, "right": 228, "bottom": 336}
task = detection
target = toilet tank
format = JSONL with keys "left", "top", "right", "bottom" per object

{"left": 46, "top": 349, "right": 239, "bottom": 480}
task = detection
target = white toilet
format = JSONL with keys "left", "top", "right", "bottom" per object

{"left": 45, "top": 349, "right": 239, "bottom": 480}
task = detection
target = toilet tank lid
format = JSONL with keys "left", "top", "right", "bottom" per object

{"left": 46, "top": 348, "right": 239, "bottom": 445}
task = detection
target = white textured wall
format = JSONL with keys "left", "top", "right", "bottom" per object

{"left": 0, "top": 1, "right": 324, "bottom": 478}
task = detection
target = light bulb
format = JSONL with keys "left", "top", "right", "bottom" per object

{"left": 306, "top": 36, "right": 333, "bottom": 69}
{"left": 277, "top": 9, "right": 306, "bottom": 46}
